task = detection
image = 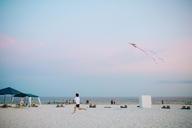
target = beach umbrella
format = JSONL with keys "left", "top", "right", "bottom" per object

{"left": 0, "top": 87, "right": 22, "bottom": 104}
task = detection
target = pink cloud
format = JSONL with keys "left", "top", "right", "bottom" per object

{"left": 0, "top": 34, "right": 16, "bottom": 48}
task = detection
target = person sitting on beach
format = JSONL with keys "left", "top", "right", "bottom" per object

{"left": 73, "top": 93, "right": 86, "bottom": 114}
{"left": 19, "top": 98, "right": 25, "bottom": 107}
{"left": 120, "top": 105, "right": 127, "bottom": 108}
{"left": 32, "top": 103, "right": 38, "bottom": 107}
{"left": 89, "top": 103, "right": 96, "bottom": 108}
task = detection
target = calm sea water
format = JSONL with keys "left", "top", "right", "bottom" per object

{"left": 1, "top": 96, "right": 192, "bottom": 105}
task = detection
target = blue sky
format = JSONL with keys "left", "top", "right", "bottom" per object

{"left": 0, "top": 0, "right": 192, "bottom": 97}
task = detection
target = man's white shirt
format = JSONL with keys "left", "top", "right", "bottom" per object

{"left": 74, "top": 97, "right": 80, "bottom": 104}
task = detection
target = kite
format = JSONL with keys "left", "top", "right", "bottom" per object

{"left": 128, "top": 42, "right": 164, "bottom": 64}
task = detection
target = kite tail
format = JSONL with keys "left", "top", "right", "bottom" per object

{"left": 136, "top": 47, "right": 148, "bottom": 55}
{"left": 148, "top": 50, "right": 164, "bottom": 62}
{"left": 136, "top": 47, "right": 158, "bottom": 63}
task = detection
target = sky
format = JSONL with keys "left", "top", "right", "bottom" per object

{"left": 0, "top": 0, "right": 192, "bottom": 97}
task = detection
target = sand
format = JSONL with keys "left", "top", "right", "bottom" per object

{"left": 0, "top": 104, "right": 192, "bottom": 128}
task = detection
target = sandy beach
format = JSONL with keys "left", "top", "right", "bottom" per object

{"left": 0, "top": 104, "right": 192, "bottom": 128}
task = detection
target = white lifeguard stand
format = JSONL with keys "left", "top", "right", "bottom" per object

{"left": 139, "top": 95, "right": 152, "bottom": 108}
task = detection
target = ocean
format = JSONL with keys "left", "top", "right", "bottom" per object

{"left": 1, "top": 96, "right": 192, "bottom": 105}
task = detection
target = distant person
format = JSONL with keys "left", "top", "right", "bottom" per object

{"left": 86, "top": 100, "right": 89, "bottom": 104}
{"left": 161, "top": 100, "right": 164, "bottom": 104}
{"left": 111, "top": 100, "right": 113, "bottom": 105}
{"left": 73, "top": 93, "right": 86, "bottom": 114}
{"left": 111, "top": 100, "right": 115, "bottom": 105}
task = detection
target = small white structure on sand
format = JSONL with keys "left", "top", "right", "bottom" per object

{"left": 139, "top": 95, "right": 152, "bottom": 108}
